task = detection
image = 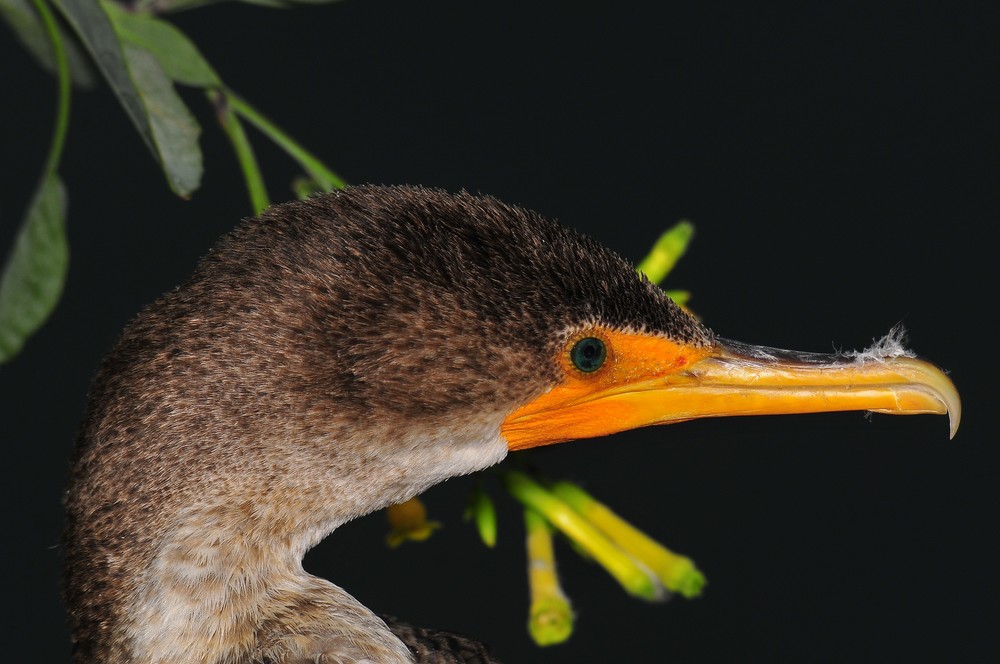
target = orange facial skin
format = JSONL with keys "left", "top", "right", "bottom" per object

{"left": 502, "top": 329, "right": 711, "bottom": 450}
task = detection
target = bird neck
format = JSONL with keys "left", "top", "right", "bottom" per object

{"left": 125, "top": 419, "right": 509, "bottom": 664}
{"left": 283, "top": 417, "right": 512, "bottom": 552}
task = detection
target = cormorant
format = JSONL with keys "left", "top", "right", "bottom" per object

{"left": 63, "top": 185, "right": 959, "bottom": 663}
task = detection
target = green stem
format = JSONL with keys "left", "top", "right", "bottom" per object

{"left": 225, "top": 90, "right": 347, "bottom": 191}
{"left": 32, "top": 0, "right": 71, "bottom": 180}
{"left": 208, "top": 89, "right": 269, "bottom": 214}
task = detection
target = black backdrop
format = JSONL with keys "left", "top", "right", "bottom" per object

{"left": 1, "top": 2, "right": 995, "bottom": 661}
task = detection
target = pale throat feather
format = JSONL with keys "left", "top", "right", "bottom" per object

{"left": 125, "top": 421, "right": 509, "bottom": 664}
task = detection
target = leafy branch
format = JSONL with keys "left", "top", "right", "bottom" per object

{"left": 0, "top": 0, "right": 70, "bottom": 362}
{"left": 0, "top": 0, "right": 345, "bottom": 363}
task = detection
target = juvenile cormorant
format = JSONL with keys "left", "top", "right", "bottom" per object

{"left": 63, "top": 186, "right": 959, "bottom": 663}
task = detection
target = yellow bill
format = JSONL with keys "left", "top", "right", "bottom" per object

{"left": 502, "top": 329, "right": 960, "bottom": 450}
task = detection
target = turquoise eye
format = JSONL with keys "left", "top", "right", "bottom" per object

{"left": 570, "top": 337, "right": 607, "bottom": 373}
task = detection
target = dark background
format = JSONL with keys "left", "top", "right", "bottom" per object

{"left": 1, "top": 1, "right": 995, "bottom": 661}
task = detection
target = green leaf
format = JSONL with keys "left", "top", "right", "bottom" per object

{"left": 131, "top": 0, "right": 221, "bottom": 12}
{"left": 52, "top": 0, "right": 155, "bottom": 154}
{"left": 0, "top": 0, "right": 96, "bottom": 87}
{"left": 102, "top": 0, "right": 219, "bottom": 87}
{"left": 122, "top": 43, "right": 203, "bottom": 196}
{"left": 131, "top": 0, "right": 342, "bottom": 12}
{"left": 0, "top": 175, "right": 69, "bottom": 363}
{"left": 55, "top": 0, "right": 202, "bottom": 195}
{"left": 235, "top": 0, "right": 344, "bottom": 8}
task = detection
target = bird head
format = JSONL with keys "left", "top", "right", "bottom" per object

{"left": 197, "top": 185, "right": 958, "bottom": 463}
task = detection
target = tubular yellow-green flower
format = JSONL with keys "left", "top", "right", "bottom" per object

{"left": 550, "top": 481, "right": 705, "bottom": 598}
{"left": 385, "top": 496, "right": 441, "bottom": 548}
{"left": 524, "top": 508, "right": 573, "bottom": 646}
{"left": 504, "top": 471, "right": 663, "bottom": 601}
{"left": 635, "top": 221, "right": 694, "bottom": 285}
{"left": 465, "top": 483, "right": 498, "bottom": 548}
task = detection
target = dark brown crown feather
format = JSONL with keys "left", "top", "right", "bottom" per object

{"left": 202, "top": 185, "right": 711, "bottom": 413}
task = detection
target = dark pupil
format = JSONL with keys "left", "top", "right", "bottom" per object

{"left": 571, "top": 337, "right": 606, "bottom": 373}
